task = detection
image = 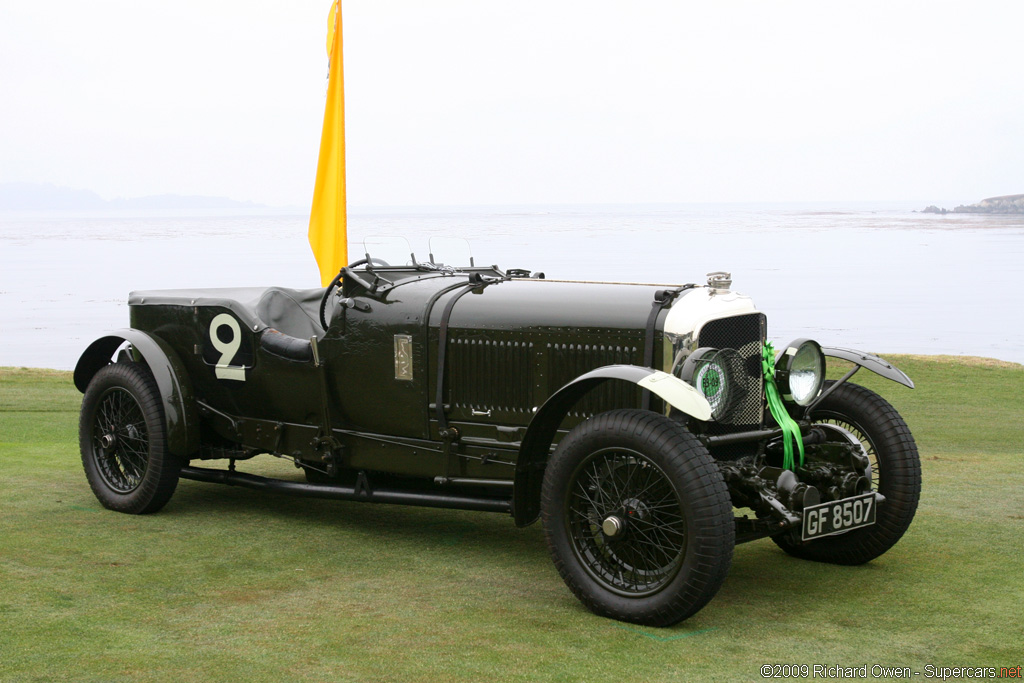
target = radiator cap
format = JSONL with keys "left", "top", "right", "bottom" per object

{"left": 707, "top": 271, "right": 732, "bottom": 293}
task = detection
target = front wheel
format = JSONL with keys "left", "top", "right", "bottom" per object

{"left": 541, "top": 410, "right": 734, "bottom": 627}
{"left": 79, "top": 362, "right": 182, "bottom": 514}
{"left": 772, "top": 381, "right": 921, "bottom": 564}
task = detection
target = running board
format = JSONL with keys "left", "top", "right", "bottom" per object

{"left": 180, "top": 466, "right": 513, "bottom": 515}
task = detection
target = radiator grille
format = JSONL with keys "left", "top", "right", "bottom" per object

{"left": 548, "top": 343, "right": 642, "bottom": 417}
{"left": 697, "top": 314, "right": 766, "bottom": 431}
{"left": 448, "top": 338, "right": 533, "bottom": 414}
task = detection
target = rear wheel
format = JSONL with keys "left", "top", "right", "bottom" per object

{"left": 79, "top": 363, "right": 181, "bottom": 513}
{"left": 541, "top": 410, "right": 734, "bottom": 626}
{"left": 772, "top": 381, "right": 920, "bottom": 564}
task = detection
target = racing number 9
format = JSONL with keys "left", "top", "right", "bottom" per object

{"left": 209, "top": 313, "right": 246, "bottom": 381}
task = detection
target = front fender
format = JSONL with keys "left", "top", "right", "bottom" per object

{"left": 74, "top": 329, "right": 199, "bottom": 458}
{"left": 512, "top": 364, "right": 711, "bottom": 527}
{"left": 822, "top": 347, "right": 914, "bottom": 388}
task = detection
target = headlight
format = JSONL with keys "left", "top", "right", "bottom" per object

{"left": 679, "top": 347, "right": 744, "bottom": 421}
{"left": 775, "top": 338, "right": 825, "bottom": 406}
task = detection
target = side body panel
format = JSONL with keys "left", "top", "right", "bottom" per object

{"left": 128, "top": 303, "right": 324, "bottom": 430}
{"left": 324, "top": 276, "right": 674, "bottom": 477}
{"left": 118, "top": 275, "right": 691, "bottom": 483}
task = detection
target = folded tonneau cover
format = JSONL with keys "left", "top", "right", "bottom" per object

{"left": 129, "top": 286, "right": 326, "bottom": 339}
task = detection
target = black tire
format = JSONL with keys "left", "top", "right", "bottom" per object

{"left": 79, "top": 363, "right": 181, "bottom": 514}
{"left": 772, "top": 381, "right": 920, "bottom": 564}
{"left": 541, "top": 409, "right": 734, "bottom": 627}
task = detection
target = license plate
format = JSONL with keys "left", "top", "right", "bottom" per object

{"left": 801, "top": 492, "right": 877, "bottom": 541}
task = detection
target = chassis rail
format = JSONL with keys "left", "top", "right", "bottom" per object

{"left": 180, "top": 466, "right": 513, "bottom": 514}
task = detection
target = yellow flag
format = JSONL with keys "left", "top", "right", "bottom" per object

{"left": 308, "top": 0, "right": 347, "bottom": 287}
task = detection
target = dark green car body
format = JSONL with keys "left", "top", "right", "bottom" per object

{"left": 75, "top": 260, "right": 920, "bottom": 626}
{"left": 78, "top": 265, "right": 733, "bottom": 520}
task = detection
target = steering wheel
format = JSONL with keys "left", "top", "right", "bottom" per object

{"left": 318, "top": 258, "right": 390, "bottom": 330}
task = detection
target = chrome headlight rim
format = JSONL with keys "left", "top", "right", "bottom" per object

{"left": 775, "top": 338, "right": 825, "bottom": 407}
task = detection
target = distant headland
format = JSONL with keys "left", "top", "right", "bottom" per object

{"left": 0, "top": 182, "right": 264, "bottom": 211}
{"left": 922, "top": 194, "right": 1024, "bottom": 215}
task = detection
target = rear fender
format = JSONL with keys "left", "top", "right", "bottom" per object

{"left": 74, "top": 329, "right": 199, "bottom": 458}
{"left": 512, "top": 364, "right": 711, "bottom": 527}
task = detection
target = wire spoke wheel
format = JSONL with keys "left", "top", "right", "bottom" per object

{"left": 92, "top": 387, "right": 150, "bottom": 493}
{"left": 567, "top": 448, "right": 687, "bottom": 596}
{"left": 542, "top": 410, "right": 734, "bottom": 627}
{"left": 79, "top": 362, "right": 181, "bottom": 514}
{"left": 772, "top": 380, "right": 920, "bottom": 565}
{"left": 815, "top": 416, "right": 881, "bottom": 490}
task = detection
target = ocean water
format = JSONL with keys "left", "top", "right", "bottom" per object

{"left": 1, "top": 202, "right": 1022, "bottom": 369}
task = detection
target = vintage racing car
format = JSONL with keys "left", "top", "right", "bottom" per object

{"left": 74, "top": 249, "right": 920, "bottom": 626}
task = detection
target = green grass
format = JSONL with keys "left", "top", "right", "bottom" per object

{"left": 1, "top": 357, "right": 1022, "bottom": 682}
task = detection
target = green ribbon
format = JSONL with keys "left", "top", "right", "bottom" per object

{"left": 762, "top": 342, "right": 804, "bottom": 471}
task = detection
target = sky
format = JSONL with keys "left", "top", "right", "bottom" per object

{"left": 1, "top": 0, "right": 1022, "bottom": 208}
